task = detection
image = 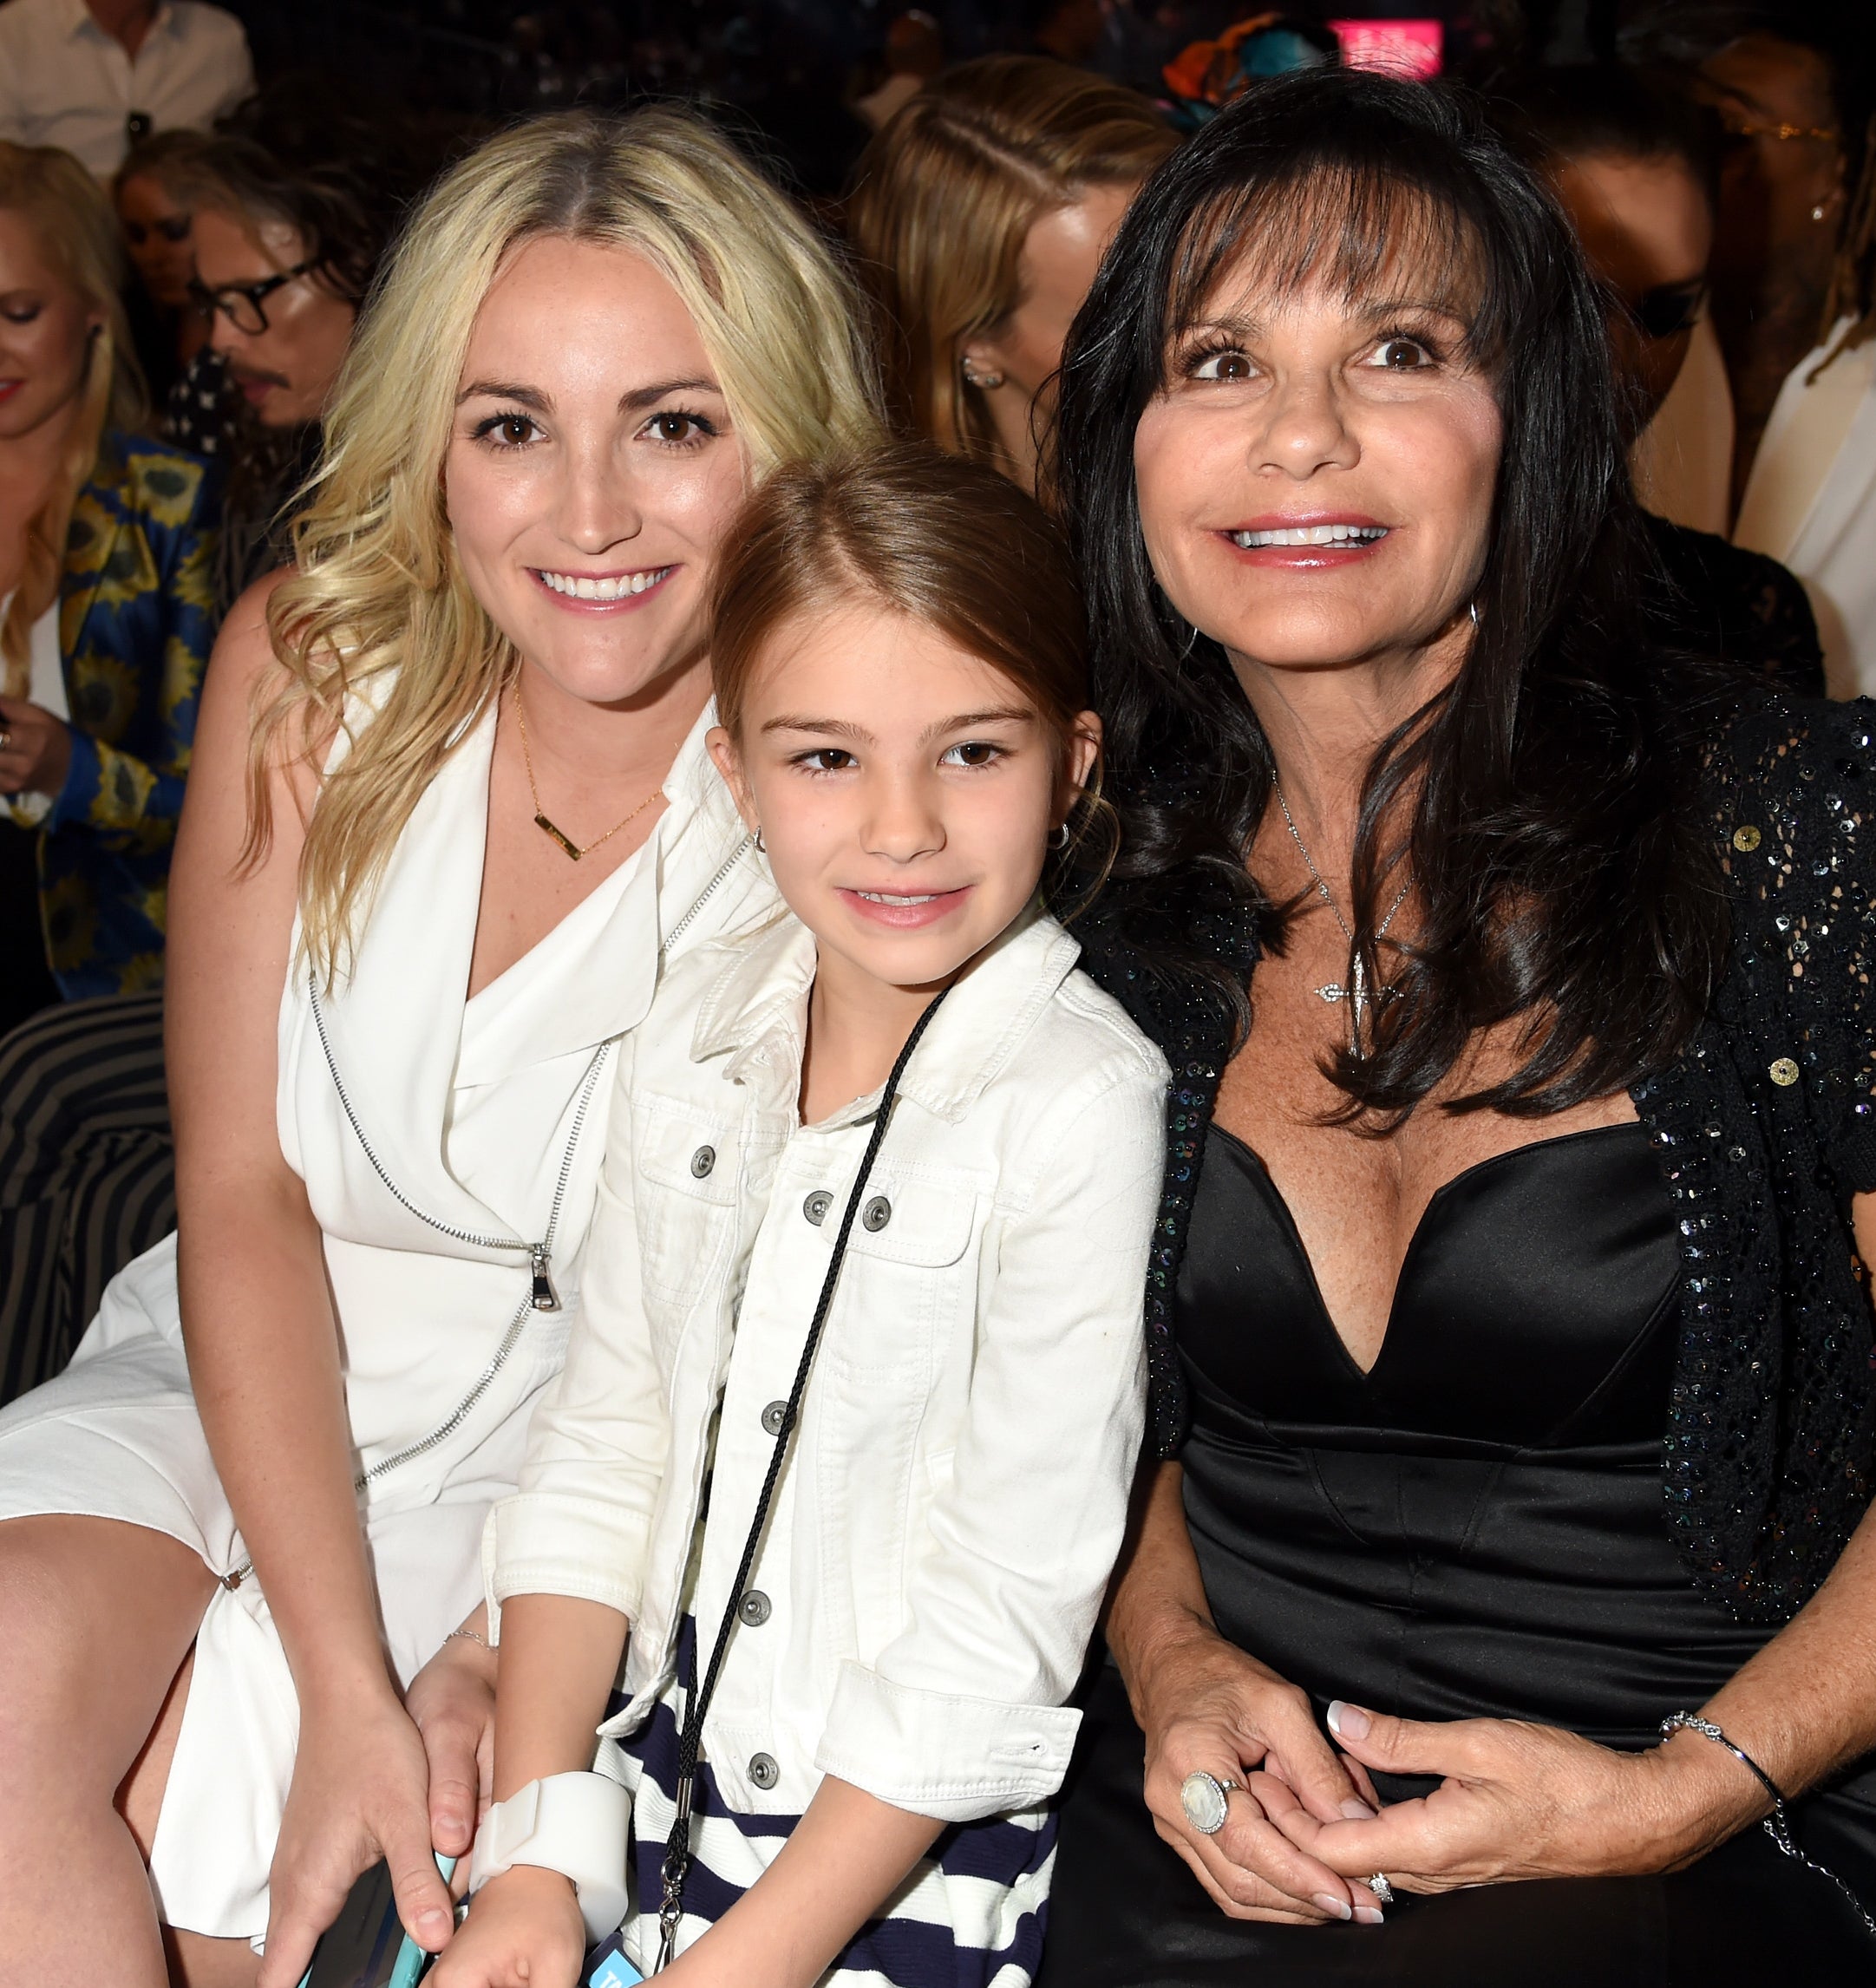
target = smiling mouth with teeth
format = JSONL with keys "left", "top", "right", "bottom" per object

{"left": 536, "top": 566, "right": 673, "bottom": 601}
{"left": 1230, "top": 525, "right": 1389, "bottom": 548}
{"left": 856, "top": 891, "right": 940, "bottom": 906}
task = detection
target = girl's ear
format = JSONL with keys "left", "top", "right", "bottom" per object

{"left": 706, "top": 724, "right": 760, "bottom": 833}
{"left": 1061, "top": 710, "right": 1102, "bottom": 817}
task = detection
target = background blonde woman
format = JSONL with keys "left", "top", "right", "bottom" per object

{"left": 846, "top": 56, "right": 1175, "bottom": 492}
{"left": 0, "top": 107, "right": 877, "bottom": 1988}
{"left": 0, "top": 141, "right": 218, "bottom": 1027}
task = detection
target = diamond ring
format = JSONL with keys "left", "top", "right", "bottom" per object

{"left": 1367, "top": 1873, "right": 1396, "bottom": 1906}
{"left": 1180, "top": 1769, "right": 1242, "bottom": 1836}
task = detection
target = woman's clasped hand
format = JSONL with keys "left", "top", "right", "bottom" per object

{"left": 1145, "top": 1632, "right": 1772, "bottom": 1920}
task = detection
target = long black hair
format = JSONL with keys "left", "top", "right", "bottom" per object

{"left": 1051, "top": 66, "right": 1732, "bottom": 1123}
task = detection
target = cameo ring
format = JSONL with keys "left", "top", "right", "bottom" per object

{"left": 1366, "top": 1873, "right": 1396, "bottom": 1906}
{"left": 1180, "top": 1769, "right": 1241, "bottom": 1836}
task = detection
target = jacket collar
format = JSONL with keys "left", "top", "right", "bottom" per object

{"left": 62, "top": 0, "right": 177, "bottom": 40}
{"left": 690, "top": 904, "right": 1082, "bottom": 1125}
{"left": 60, "top": 431, "right": 130, "bottom": 664}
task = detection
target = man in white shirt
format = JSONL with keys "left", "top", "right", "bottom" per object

{"left": 0, "top": 0, "right": 253, "bottom": 178}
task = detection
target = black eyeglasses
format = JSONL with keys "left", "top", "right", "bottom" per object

{"left": 186, "top": 258, "right": 317, "bottom": 335}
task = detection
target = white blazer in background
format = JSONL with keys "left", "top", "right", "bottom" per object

{"left": 1734, "top": 319, "right": 1876, "bottom": 698}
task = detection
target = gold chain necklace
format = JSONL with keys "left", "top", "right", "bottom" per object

{"left": 513, "top": 683, "right": 663, "bottom": 861}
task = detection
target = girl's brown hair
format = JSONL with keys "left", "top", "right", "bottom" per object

{"left": 846, "top": 56, "right": 1175, "bottom": 471}
{"left": 709, "top": 442, "right": 1111, "bottom": 872}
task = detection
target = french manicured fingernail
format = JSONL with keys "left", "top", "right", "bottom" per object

{"left": 1341, "top": 1797, "right": 1378, "bottom": 1820}
{"left": 1354, "top": 1904, "right": 1386, "bottom": 1925}
{"left": 1313, "top": 1893, "right": 1354, "bottom": 1922}
{"left": 1326, "top": 1699, "right": 1371, "bottom": 1741}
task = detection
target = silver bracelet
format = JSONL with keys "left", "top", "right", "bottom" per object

{"left": 1661, "top": 1711, "right": 1876, "bottom": 1943}
{"left": 446, "top": 1625, "right": 491, "bottom": 1650}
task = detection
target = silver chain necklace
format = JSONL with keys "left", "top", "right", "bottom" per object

{"left": 1274, "top": 781, "right": 1411, "bottom": 1057}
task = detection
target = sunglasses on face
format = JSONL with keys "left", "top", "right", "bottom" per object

{"left": 1607, "top": 278, "right": 1708, "bottom": 342}
{"left": 123, "top": 215, "right": 192, "bottom": 248}
{"left": 186, "top": 257, "right": 317, "bottom": 335}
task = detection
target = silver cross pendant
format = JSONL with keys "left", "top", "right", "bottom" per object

{"left": 1316, "top": 951, "right": 1400, "bottom": 1055}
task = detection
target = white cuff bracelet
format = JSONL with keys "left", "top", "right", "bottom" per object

{"left": 467, "top": 1770, "right": 631, "bottom": 1945}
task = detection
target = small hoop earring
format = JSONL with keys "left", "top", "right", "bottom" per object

{"left": 753, "top": 827, "right": 766, "bottom": 853}
{"left": 1050, "top": 822, "right": 1071, "bottom": 851}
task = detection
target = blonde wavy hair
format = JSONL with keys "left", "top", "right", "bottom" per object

{"left": 254, "top": 108, "right": 882, "bottom": 983}
{"left": 0, "top": 142, "right": 147, "bottom": 694}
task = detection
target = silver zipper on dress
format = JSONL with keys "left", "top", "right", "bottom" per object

{"left": 218, "top": 834, "right": 756, "bottom": 1590}
{"left": 322, "top": 837, "right": 753, "bottom": 1478}
{"left": 659, "top": 834, "right": 754, "bottom": 960}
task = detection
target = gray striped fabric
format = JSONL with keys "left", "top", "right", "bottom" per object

{"left": 0, "top": 992, "right": 173, "bottom": 1404}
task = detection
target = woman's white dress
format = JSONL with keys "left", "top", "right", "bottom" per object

{"left": 0, "top": 700, "right": 768, "bottom": 1941}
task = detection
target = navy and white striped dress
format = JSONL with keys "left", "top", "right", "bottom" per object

{"left": 589, "top": 1622, "right": 1056, "bottom": 1988}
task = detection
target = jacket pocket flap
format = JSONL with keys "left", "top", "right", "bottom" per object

{"left": 635, "top": 1095, "right": 739, "bottom": 1206}
{"left": 841, "top": 1181, "right": 975, "bottom": 1267}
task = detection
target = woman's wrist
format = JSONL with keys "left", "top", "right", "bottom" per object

{"left": 291, "top": 1641, "right": 404, "bottom": 1721}
{"left": 1627, "top": 1724, "right": 1775, "bottom": 1870}
{"left": 1115, "top": 1597, "right": 1232, "bottom": 1730}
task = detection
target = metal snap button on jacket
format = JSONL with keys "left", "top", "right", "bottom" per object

{"left": 738, "top": 1589, "right": 772, "bottom": 1625}
{"left": 748, "top": 1752, "right": 780, "bottom": 1790}
{"left": 802, "top": 1189, "right": 832, "bottom": 1226}
{"left": 861, "top": 1195, "right": 892, "bottom": 1233}
{"left": 690, "top": 1145, "right": 716, "bottom": 1178}
{"left": 761, "top": 1399, "right": 788, "bottom": 1435}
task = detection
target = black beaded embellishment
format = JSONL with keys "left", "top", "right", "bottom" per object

{"left": 1076, "top": 694, "right": 1876, "bottom": 1624}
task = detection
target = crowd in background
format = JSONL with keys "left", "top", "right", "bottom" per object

{"left": 0, "top": 0, "right": 1873, "bottom": 1358}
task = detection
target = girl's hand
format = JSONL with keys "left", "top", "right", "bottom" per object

{"left": 1134, "top": 1624, "right": 1383, "bottom": 1925}
{"left": 1271, "top": 1701, "right": 1770, "bottom": 1894}
{"left": 428, "top": 1867, "right": 587, "bottom": 1988}
{"left": 0, "top": 697, "right": 72, "bottom": 800}
{"left": 408, "top": 1623, "right": 500, "bottom": 1863}
{"left": 257, "top": 1686, "right": 457, "bottom": 1988}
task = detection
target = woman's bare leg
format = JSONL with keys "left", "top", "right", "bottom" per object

{"left": 0, "top": 1514, "right": 217, "bottom": 1988}
{"left": 114, "top": 1652, "right": 262, "bottom": 1988}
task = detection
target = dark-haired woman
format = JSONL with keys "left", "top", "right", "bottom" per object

{"left": 1039, "top": 67, "right": 1876, "bottom": 1986}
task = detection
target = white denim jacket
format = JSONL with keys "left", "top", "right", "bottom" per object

{"left": 485, "top": 907, "right": 1167, "bottom": 1824}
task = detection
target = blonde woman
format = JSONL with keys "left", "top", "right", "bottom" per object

{"left": 846, "top": 56, "right": 1174, "bottom": 492}
{"left": 0, "top": 108, "right": 878, "bottom": 1988}
{"left": 0, "top": 141, "right": 218, "bottom": 1021}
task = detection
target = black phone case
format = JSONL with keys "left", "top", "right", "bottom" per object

{"left": 302, "top": 1861, "right": 415, "bottom": 1988}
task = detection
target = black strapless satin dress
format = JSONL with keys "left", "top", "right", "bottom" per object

{"left": 1040, "top": 1123, "right": 1876, "bottom": 1986}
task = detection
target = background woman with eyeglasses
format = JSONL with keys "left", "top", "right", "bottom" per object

{"left": 0, "top": 140, "right": 218, "bottom": 1034}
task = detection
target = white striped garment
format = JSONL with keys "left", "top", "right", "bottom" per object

{"left": 592, "top": 1623, "right": 1057, "bottom": 1988}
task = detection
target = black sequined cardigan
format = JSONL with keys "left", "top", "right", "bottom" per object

{"left": 1072, "top": 696, "right": 1876, "bottom": 1628}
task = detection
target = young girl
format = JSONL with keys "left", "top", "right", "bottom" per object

{"left": 434, "top": 444, "right": 1169, "bottom": 1988}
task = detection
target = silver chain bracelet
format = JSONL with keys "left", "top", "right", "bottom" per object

{"left": 1661, "top": 1711, "right": 1876, "bottom": 1943}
